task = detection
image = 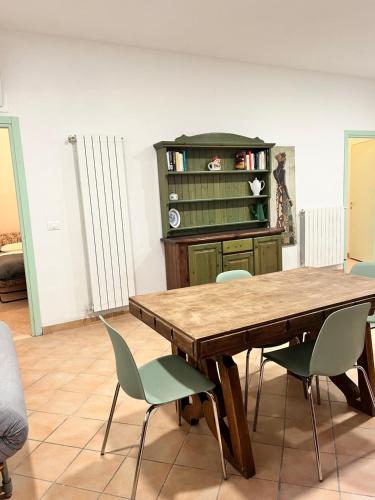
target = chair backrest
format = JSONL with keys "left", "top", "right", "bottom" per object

{"left": 309, "top": 303, "right": 371, "bottom": 376}
{"left": 99, "top": 316, "right": 145, "bottom": 400}
{"left": 216, "top": 269, "right": 252, "bottom": 283}
{"left": 350, "top": 261, "right": 375, "bottom": 279}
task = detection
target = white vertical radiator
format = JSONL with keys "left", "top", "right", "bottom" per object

{"left": 299, "top": 207, "right": 345, "bottom": 267}
{"left": 71, "top": 135, "right": 135, "bottom": 312}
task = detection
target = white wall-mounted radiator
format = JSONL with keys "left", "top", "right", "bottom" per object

{"left": 299, "top": 207, "right": 345, "bottom": 267}
{"left": 70, "top": 135, "right": 135, "bottom": 312}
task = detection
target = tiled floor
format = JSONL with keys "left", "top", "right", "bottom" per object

{"left": 5, "top": 313, "right": 375, "bottom": 499}
{"left": 0, "top": 298, "right": 31, "bottom": 338}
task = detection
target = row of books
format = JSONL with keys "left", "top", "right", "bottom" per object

{"left": 166, "top": 151, "right": 187, "bottom": 171}
{"left": 245, "top": 150, "right": 267, "bottom": 171}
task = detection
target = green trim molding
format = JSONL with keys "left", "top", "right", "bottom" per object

{"left": 0, "top": 116, "right": 42, "bottom": 336}
{"left": 343, "top": 130, "right": 375, "bottom": 272}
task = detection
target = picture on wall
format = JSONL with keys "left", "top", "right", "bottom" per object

{"left": 270, "top": 146, "right": 296, "bottom": 246}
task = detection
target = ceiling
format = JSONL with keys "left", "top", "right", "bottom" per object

{"left": 1, "top": 0, "right": 375, "bottom": 79}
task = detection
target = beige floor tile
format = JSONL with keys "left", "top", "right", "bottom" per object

{"left": 218, "top": 475, "right": 278, "bottom": 500}
{"left": 188, "top": 417, "right": 212, "bottom": 436}
{"left": 248, "top": 373, "right": 287, "bottom": 396}
{"left": 20, "top": 369, "right": 48, "bottom": 388}
{"left": 27, "top": 411, "right": 66, "bottom": 440}
{"left": 24, "top": 388, "right": 55, "bottom": 411}
{"left": 29, "top": 371, "right": 76, "bottom": 390}
{"left": 175, "top": 433, "right": 224, "bottom": 472}
{"left": 86, "top": 421, "right": 141, "bottom": 456}
{"left": 6, "top": 440, "right": 41, "bottom": 472}
{"left": 333, "top": 423, "right": 375, "bottom": 458}
{"left": 285, "top": 397, "right": 331, "bottom": 424}
{"left": 279, "top": 483, "right": 340, "bottom": 499}
{"left": 247, "top": 392, "right": 286, "bottom": 418}
{"left": 105, "top": 457, "right": 171, "bottom": 499}
{"left": 248, "top": 415, "right": 284, "bottom": 446}
{"left": 252, "top": 442, "right": 282, "bottom": 481}
{"left": 281, "top": 447, "right": 338, "bottom": 490}
{"left": 15, "top": 442, "right": 80, "bottom": 481}
{"left": 129, "top": 426, "right": 186, "bottom": 463}
{"left": 328, "top": 383, "right": 347, "bottom": 403}
{"left": 113, "top": 396, "right": 149, "bottom": 425}
{"left": 10, "top": 474, "right": 51, "bottom": 500}
{"left": 93, "top": 376, "right": 119, "bottom": 396}
{"left": 338, "top": 454, "right": 375, "bottom": 496}
{"left": 58, "top": 449, "right": 124, "bottom": 492}
{"left": 62, "top": 373, "right": 108, "bottom": 393}
{"left": 330, "top": 402, "right": 375, "bottom": 429}
{"left": 99, "top": 495, "right": 123, "bottom": 500}
{"left": 46, "top": 416, "right": 103, "bottom": 448}
{"left": 83, "top": 359, "right": 116, "bottom": 376}
{"left": 159, "top": 464, "right": 222, "bottom": 499}
{"left": 43, "top": 483, "right": 100, "bottom": 499}
{"left": 340, "top": 494, "right": 374, "bottom": 500}
{"left": 284, "top": 418, "right": 335, "bottom": 453}
{"left": 76, "top": 394, "right": 117, "bottom": 420}
{"left": 57, "top": 357, "right": 98, "bottom": 374}
{"left": 149, "top": 403, "right": 189, "bottom": 432}
{"left": 39, "top": 390, "right": 89, "bottom": 415}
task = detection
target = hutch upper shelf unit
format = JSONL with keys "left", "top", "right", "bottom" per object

{"left": 154, "top": 133, "right": 275, "bottom": 238}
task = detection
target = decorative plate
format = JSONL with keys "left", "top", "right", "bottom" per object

{"left": 169, "top": 209, "right": 181, "bottom": 228}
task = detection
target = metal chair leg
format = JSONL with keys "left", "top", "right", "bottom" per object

{"left": 131, "top": 404, "right": 157, "bottom": 500}
{"left": 101, "top": 382, "right": 120, "bottom": 455}
{"left": 306, "top": 378, "right": 323, "bottom": 481}
{"left": 177, "top": 399, "right": 182, "bottom": 426}
{"left": 205, "top": 391, "right": 227, "bottom": 480}
{"left": 259, "top": 347, "right": 264, "bottom": 369}
{"left": 354, "top": 364, "right": 375, "bottom": 409}
{"left": 244, "top": 348, "right": 252, "bottom": 415}
{"left": 315, "top": 376, "right": 321, "bottom": 405}
{"left": 253, "top": 358, "right": 270, "bottom": 432}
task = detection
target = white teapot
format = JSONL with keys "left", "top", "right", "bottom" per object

{"left": 248, "top": 178, "right": 265, "bottom": 196}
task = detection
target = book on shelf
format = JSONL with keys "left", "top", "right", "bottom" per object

{"left": 166, "top": 150, "right": 187, "bottom": 171}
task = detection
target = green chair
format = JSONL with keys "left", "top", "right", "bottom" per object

{"left": 99, "top": 316, "right": 227, "bottom": 499}
{"left": 350, "top": 262, "right": 375, "bottom": 326}
{"left": 253, "top": 303, "right": 375, "bottom": 481}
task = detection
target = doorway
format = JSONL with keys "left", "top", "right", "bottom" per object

{"left": 0, "top": 117, "right": 41, "bottom": 336}
{"left": 344, "top": 130, "right": 375, "bottom": 271}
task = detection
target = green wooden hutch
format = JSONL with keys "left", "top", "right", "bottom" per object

{"left": 154, "top": 133, "right": 283, "bottom": 289}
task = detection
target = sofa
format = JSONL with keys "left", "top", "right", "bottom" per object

{"left": 0, "top": 322, "right": 28, "bottom": 498}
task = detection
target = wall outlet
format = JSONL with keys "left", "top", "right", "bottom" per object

{"left": 47, "top": 221, "right": 61, "bottom": 231}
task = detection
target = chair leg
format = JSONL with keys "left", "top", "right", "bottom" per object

{"left": 306, "top": 378, "right": 323, "bottom": 481}
{"left": 177, "top": 399, "right": 182, "bottom": 426}
{"left": 244, "top": 348, "right": 252, "bottom": 415}
{"left": 315, "top": 376, "right": 321, "bottom": 405}
{"left": 205, "top": 391, "right": 227, "bottom": 480}
{"left": 259, "top": 347, "right": 264, "bottom": 369}
{"left": 101, "top": 382, "right": 120, "bottom": 455}
{"left": 131, "top": 405, "right": 157, "bottom": 500}
{"left": 253, "top": 359, "right": 270, "bottom": 432}
{"left": 354, "top": 364, "right": 375, "bottom": 409}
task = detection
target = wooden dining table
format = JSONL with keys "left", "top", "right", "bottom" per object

{"left": 129, "top": 267, "right": 375, "bottom": 478}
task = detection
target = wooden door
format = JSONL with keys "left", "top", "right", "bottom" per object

{"left": 188, "top": 242, "right": 222, "bottom": 286}
{"left": 223, "top": 251, "right": 254, "bottom": 275}
{"left": 349, "top": 140, "right": 375, "bottom": 261}
{"left": 254, "top": 235, "right": 282, "bottom": 275}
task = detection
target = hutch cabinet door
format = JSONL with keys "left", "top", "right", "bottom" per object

{"left": 223, "top": 251, "right": 254, "bottom": 275}
{"left": 188, "top": 243, "right": 222, "bottom": 286}
{"left": 254, "top": 235, "right": 282, "bottom": 275}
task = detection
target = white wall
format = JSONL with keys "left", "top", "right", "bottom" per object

{"left": 1, "top": 30, "right": 375, "bottom": 326}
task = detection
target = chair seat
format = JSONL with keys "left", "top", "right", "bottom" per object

{"left": 263, "top": 340, "right": 316, "bottom": 378}
{"left": 368, "top": 314, "right": 375, "bottom": 325}
{"left": 139, "top": 355, "right": 215, "bottom": 405}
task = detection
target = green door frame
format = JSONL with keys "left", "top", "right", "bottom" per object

{"left": 0, "top": 116, "right": 42, "bottom": 336}
{"left": 343, "top": 130, "right": 375, "bottom": 271}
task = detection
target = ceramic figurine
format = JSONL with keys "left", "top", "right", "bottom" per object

{"left": 234, "top": 151, "right": 246, "bottom": 170}
{"left": 207, "top": 156, "right": 222, "bottom": 171}
{"left": 248, "top": 177, "right": 265, "bottom": 196}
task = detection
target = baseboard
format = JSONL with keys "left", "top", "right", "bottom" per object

{"left": 42, "top": 307, "right": 129, "bottom": 334}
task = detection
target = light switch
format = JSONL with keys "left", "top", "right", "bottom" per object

{"left": 47, "top": 221, "right": 61, "bottom": 231}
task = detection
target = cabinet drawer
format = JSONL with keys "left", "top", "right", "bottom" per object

{"left": 222, "top": 238, "right": 253, "bottom": 254}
